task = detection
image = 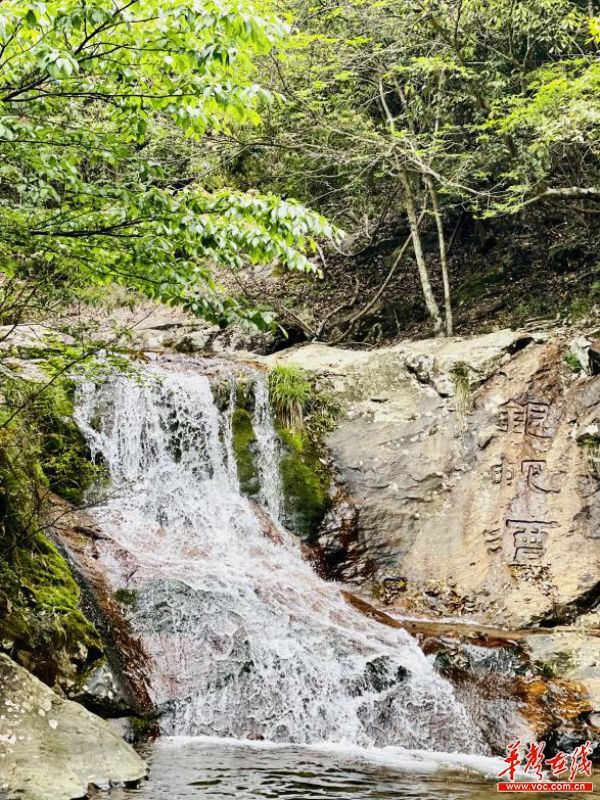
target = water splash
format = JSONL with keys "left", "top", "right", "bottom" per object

{"left": 252, "top": 373, "right": 284, "bottom": 523}
{"left": 75, "top": 361, "right": 488, "bottom": 752}
{"left": 221, "top": 375, "right": 239, "bottom": 489}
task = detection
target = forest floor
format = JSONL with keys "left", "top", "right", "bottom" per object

{"left": 231, "top": 208, "right": 600, "bottom": 349}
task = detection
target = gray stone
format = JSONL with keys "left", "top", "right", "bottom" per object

{"left": 0, "top": 654, "right": 146, "bottom": 800}
{"left": 265, "top": 330, "right": 600, "bottom": 628}
{"left": 570, "top": 337, "right": 593, "bottom": 375}
{"left": 68, "top": 660, "right": 134, "bottom": 717}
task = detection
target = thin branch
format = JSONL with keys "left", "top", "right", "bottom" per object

{"left": 517, "top": 186, "right": 600, "bottom": 210}
{"left": 328, "top": 204, "right": 428, "bottom": 345}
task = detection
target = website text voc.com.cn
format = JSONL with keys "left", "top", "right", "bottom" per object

{"left": 497, "top": 782, "right": 594, "bottom": 793}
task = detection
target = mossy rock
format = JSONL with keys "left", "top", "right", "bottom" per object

{"left": 128, "top": 714, "right": 156, "bottom": 741}
{"left": 113, "top": 588, "right": 138, "bottom": 608}
{"left": 31, "top": 377, "right": 106, "bottom": 504}
{"left": 0, "top": 533, "right": 103, "bottom": 687}
{"left": 0, "top": 358, "right": 107, "bottom": 688}
{"left": 231, "top": 408, "right": 260, "bottom": 496}
{"left": 211, "top": 373, "right": 254, "bottom": 413}
{"left": 277, "top": 427, "right": 331, "bottom": 542}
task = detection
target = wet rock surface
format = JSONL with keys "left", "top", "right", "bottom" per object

{"left": 0, "top": 653, "right": 146, "bottom": 800}
{"left": 48, "top": 498, "right": 154, "bottom": 717}
{"left": 341, "top": 591, "right": 599, "bottom": 757}
{"left": 67, "top": 659, "right": 135, "bottom": 718}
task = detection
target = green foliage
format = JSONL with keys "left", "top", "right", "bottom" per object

{"left": 268, "top": 364, "right": 339, "bottom": 435}
{"left": 220, "top": 0, "right": 600, "bottom": 338}
{"left": 268, "top": 365, "right": 312, "bottom": 428}
{"left": 267, "top": 364, "right": 337, "bottom": 537}
{"left": 0, "top": 0, "right": 336, "bottom": 330}
{"left": 565, "top": 279, "right": 600, "bottom": 320}
{"left": 565, "top": 351, "right": 583, "bottom": 374}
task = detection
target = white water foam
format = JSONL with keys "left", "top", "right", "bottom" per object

{"left": 75, "top": 361, "right": 489, "bottom": 752}
{"left": 161, "top": 735, "right": 510, "bottom": 779}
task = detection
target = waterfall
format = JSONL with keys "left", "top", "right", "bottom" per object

{"left": 252, "top": 374, "right": 284, "bottom": 523}
{"left": 74, "top": 360, "right": 488, "bottom": 753}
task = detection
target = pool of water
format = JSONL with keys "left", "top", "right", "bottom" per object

{"left": 102, "top": 737, "right": 600, "bottom": 800}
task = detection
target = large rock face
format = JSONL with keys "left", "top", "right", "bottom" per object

{"left": 267, "top": 331, "right": 600, "bottom": 630}
{"left": 0, "top": 654, "right": 146, "bottom": 800}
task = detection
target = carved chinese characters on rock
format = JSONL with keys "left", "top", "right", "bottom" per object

{"left": 491, "top": 459, "right": 559, "bottom": 494}
{"left": 490, "top": 397, "right": 560, "bottom": 566}
{"left": 505, "top": 519, "right": 558, "bottom": 565}
{"left": 497, "top": 399, "right": 552, "bottom": 439}
{"left": 521, "top": 460, "right": 560, "bottom": 494}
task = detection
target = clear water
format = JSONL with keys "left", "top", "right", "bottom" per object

{"left": 106, "top": 738, "right": 515, "bottom": 800}
{"left": 74, "top": 360, "right": 525, "bottom": 753}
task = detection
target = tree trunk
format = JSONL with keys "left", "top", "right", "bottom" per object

{"left": 425, "top": 177, "right": 453, "bottom": 336}
{"left": 399, "top": 169, "right": 444, "bottom": 336}
{"left": 378, "top": 79, "right": 443, "bottom": 336}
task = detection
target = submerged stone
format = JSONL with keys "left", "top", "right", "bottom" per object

{"left": 364, "top": 656, "right": 409, "bottom": 693}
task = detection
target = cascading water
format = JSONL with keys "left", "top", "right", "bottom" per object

{"left": 74, "top": 359, "right": 490, "bottom": 753}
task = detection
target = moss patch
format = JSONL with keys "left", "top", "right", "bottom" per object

{"left": 277, "top": 427, "right": 331, "bottom": 541}
{"left": 0, "top": 533, "right": 102, "bottom": 686}
{"left": 128, "top": 714, "right": 156, "bottom": 741}
{"left": 0, "top": 364, "right": 104, "bottom": 687}
{"left": 34, "top": 380, "right": 106, "bottom": 504}
{"left": 231, "top": 407, "right": 260, "bottom": 496}
{"left": 264, "top": 365, "right": 337, "bottom": 541}
{"left": 113, "top": 588, "right": 138, "bottom": 608}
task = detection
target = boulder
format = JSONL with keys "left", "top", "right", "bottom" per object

{"left": 266, "top": 330, "right": 600, "bottom": 628}
{"left": 0, "top": 654, "right": 146, "bottom": 800}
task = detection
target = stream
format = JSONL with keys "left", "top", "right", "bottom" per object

{"left": 105, "top": 737, "right": 511, "bottom": 799}
{"left": 73, "top": 358, "right": 552, "bottom": 797}
{"left": 105, "top": 738, "right": 600, "bottom": 799}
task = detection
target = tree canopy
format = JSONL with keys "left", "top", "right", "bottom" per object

{"left": 1, "top": 0, "right": 598, "bottom": 339}
{"left": 223, "top": 0, "right": 600, "bottom": 337}
{"left": 0, "top": 0, "right": 334, "bottom": 329}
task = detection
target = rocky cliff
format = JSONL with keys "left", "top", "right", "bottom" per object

{"left": 266, "top": 330, "right": 600, "bottom": 626}
{"left": 265, "top": 330, "right": 600, "bottom": 723}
